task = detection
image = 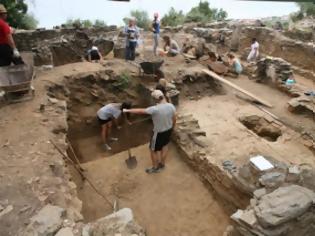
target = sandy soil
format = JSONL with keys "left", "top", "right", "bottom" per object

{"left": 73, "top": 143, "right": 230, "bottom": 236}
{"left": 179, "top": 92, "right": 314, "bottom": 167}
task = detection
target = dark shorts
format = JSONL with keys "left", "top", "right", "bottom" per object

{"left": 90, "top": 50, "right": 101, "bottom": 61}
{"left": 0, "top": 44, "right": 13, "bottom": 67}
{"left": 150, "top": 128, "right": 173, "bottom": 152}
{"left": 97, "top": 117, "right": 112, "bottom": 125}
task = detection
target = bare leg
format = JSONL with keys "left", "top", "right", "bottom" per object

{"left": 161, "top": 145, "right": 169, "bottom": 165}
{"left": 150, "top": 150, "right": 159, "bottom": 168}
{"left": 107, "top": 121, "right": 112, "bottom": 139}
{"left": 101, "top": 124, "right": 108, "bottom": 144}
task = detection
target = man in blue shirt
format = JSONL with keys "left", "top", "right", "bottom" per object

{"left": 124, "top": 18, "right": 139, "bottom": 61}
{"left": 152, "top": 13, "right": 160, "bottom": 56}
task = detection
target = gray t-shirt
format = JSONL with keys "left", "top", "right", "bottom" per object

{"left": 145, "top": 103, "right": 176, "bottom": 133}
{"left": 97, "top": 103, "right": 121, "bottom": 120}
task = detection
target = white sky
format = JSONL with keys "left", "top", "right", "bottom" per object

{"left": 26, "top": 0, "right": 298, "bottom": 28}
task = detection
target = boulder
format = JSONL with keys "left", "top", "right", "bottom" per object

{"left": 22, "top": 204, "right": 66, "bottom": 236}
{"left": 254, "top": 185, "right": 315, "bottom": 227}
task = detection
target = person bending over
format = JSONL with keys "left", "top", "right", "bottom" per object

{"left": 227, "top": 53, "right": 243, "bottom": 77}
{"left": 160, "top": 35, "right": 180, "bottom": 57}
{"left": 97, "top": 102, "right": 132, "bottom": 151}
{"left": 123, "top": 90, "right": 176, "bottom": 174}
{"left": 86, "top": 46, "right": 102, "bottom": 62}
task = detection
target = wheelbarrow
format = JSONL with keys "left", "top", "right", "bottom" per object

{"left": 138, "top": 60, "right": 165, "bottom": 79}
{"left": 0, "top": 52, "right": 35, "bottom": 103}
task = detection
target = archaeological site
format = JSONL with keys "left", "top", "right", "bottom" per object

{"left": 0, "top": 1, "right": 315, "bottom": 236}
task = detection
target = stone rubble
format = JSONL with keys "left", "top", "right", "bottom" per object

{"left": 230, "top": 185, "right": 315, "bottom": 236}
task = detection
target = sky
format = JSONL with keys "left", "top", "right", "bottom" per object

{"left": 25, "top": 0, "right": 299, "bottom": 28}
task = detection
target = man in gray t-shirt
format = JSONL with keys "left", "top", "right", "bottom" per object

{"left": 123, "top": 90, "right": 176, "bottom": 174}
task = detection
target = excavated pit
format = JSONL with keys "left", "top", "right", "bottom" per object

{"left": 49, "top": 72, "right": 233, "bottom": 236}
{"left": 240, "top": 115, "right": 282, "bottom": 142}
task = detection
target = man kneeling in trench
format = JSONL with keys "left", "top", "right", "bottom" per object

{"left": 123, "top": 90, "right": 176, "bottom": 174}
{"left": 97, "top": 102, "right": 132, "bottom": 151}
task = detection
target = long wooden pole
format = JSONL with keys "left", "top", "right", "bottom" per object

{"left": 203, "top": 69, "right": 273, "bottom": 108}
{"left": 50, "top": 140, "right": 114, "bottom": 209}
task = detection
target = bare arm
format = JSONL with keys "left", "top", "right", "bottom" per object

{"left": 88, "top": 54, "right": 91, "bottom": 62}
{"left": 98, "top": 51, "right": 103, "bottom": 61}
{"left": 123, "top": 108, "right": 148, "bottom": 115}
{"left": 7, "top": 34, "right": 16, "bottom": 49}
{"left": 172, "top": 113, "right": 177, "bottom": 128}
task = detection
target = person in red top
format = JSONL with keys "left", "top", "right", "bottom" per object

{"left": 0, "top": 4, "right": 21, "bottom": 67}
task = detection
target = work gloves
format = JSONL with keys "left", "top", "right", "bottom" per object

{"left": 13, "top": 48, "right": 20, "bottom": 58}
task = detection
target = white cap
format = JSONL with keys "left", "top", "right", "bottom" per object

{"left": 151, "top": 90, "right": 164, "bottom": 100}
{"left": 91, "top": 46, "right": 98, "bottom": 51}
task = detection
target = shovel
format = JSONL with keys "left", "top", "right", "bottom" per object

{"left": 125, "top": 149, "right": 137, "bottom": 169}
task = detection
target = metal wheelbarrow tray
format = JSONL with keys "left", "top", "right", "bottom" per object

{"left": 0, "top": 60, "right": 35, "bottom": 103}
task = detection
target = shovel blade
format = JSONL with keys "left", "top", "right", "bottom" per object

{"left": 125, "top": 156, "right": 137, "bottom": 169}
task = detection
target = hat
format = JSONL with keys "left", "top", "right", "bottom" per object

{"left": 151, "top": 90, "right": 164, "bottom": 100}
{"left": 91, "top": 46, "right": 98, "bottom": 51}
{"left": 154, "top": 12, "right": 159, "bottom": 18}
{"left": 0, "top": 4, "right": 7, "bottom": 13}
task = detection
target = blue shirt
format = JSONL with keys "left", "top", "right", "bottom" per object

{"left": 233, "top": 59, "right": 243, "bottom": 74}
{"left": 152, "top": 20, "right": 160, "bottom": 34}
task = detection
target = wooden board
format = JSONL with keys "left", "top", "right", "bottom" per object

{"left": 203, "top": 69, "right": 273, "bottom": 108}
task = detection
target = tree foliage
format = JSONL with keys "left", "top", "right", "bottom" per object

{"left": 161, "top": 7, "right": 185, "bottom": 27}
{"left": 291, "top": 3, "right": 315, "bottom": 22}
{"left": 185, "top": 1, "right": 227, "bottom": 23}
{"left": 124, "top": 10, "right": 150, "bottom": 30}
{"left": 297, "top": 3, "right": 315, "bottom": 17}
{"left": 1, "top": 0, "right": 38, "bottom": 29}
{"left": 64, "top": 18, "right": 108, "bottom": 28}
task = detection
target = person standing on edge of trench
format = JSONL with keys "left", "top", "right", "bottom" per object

{"left": 97, "top": 102, "right": 132, "bottom": 151}
{"left": 247, "top": 38, "right": 259, "bottom": 62}
{"left": 123, "top": 90, "right": 176, "bottom": 174}
{"left": 124, "top": 17, "right": 139, "bottom": 61}
{"left": 152, "top": 12, "right": 160, "bottom": 56}
{"left": 0, "top": 4, "right": 22, "bottom": 67}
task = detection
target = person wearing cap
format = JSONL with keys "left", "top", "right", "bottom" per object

{"left": 86, "top": 45, "right": 102, "bottom": 62}
{"left": 123, "top": 90, "right": 176, "bottom": 174}
{"left": 124, "top": 17, "right": 139, "bottom": 61}
{"left": 152, "top": 13, "right": 160, "bottom": 56}
{"left": 97, "top": 102, "right": 132, "bottom": 151}
{"left": 0, "top": 4, "right": 21, "bottom": 67}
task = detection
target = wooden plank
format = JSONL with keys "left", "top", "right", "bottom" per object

{"left": 203, "top": 69, "right": 273, "bottom": 108}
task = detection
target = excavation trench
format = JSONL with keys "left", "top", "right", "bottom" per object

{"left": 54, "top": 73, "right": 233, "bottom": 236}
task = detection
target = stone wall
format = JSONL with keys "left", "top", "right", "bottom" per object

{"left": 14, "top": 26, "right": 117, "bottom": 51}
{"left": 236, "top": 27, "right": 315, "bottom": 73}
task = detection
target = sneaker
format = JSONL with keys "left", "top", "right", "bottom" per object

{"left": 145, "top": 167, "right": 160, "bottom": 174}
{"left": 103, "top": 143, "right": 112, "bottom": 151}
{"left": 158, "top": 163, "right": 165, "bottom": 170}
{"left": 110, "top": 137, "right": 119, "bottom": 142}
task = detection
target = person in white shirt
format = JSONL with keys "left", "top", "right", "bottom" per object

{"left": 124, "top": 18, "right": 140, "bottom": 61}
{"left": 97, "top": 102, "right": 132, "bottom": 151}
{"left": 247, "top": 38, "right": 259, "bottom": 62}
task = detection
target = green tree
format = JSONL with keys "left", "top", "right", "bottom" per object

{"left": 124, "top": 10, "right": 150, "bottom": 30}
{"left": 64, "top": 18, "right": 93, "bottom": 28}
{"left": 185, "top": 1, "right": 227, "bottom": 23}
{"left": 94, "top": 19, "right": 107, "bottom": 28}
{"left": 161, "top": 7, "right": 185, "bottom": 27}
{"left": 20, "top": 13, "right": 38, "bottom": 29}
{"left": 296, "top": 3, "right": 315, "bottom": 17}
{"left": 2, "top": 0, "right": 38, "bottom": 29}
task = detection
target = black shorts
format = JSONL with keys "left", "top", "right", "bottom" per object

{"left": 98, "top": 117, "right": 112, "bottom": 125}
{"left": 0, "top": 44, "right": 13, "bottom": 67}
{"left": 150, "top": 128, "right": 173, "bottom": 152}
{"left": 90, "top": 51, "right": 101, "bottom": 61}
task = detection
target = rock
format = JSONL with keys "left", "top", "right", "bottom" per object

{"left": 48, "top": 97, "right": 59, "bottom": 104}
{"left": 89, "top": 208, "right": 145, "bottom": 236}
{"left": 22, "top": 204, "right": 66, "bottom": 236}
{"left": 253, "top": 188, "right": 267, "bottom": 199}
{"left": 239, "top": 209, "right": 257, "bottom": 227}
{"left": 55, "top": 227, "right": 74, "bottom": 236}
{"left": 0, "top": 205, "right": 13, "bottom": 218}
{"left": 254, "top": 185, "right": 315, "bottom": 227}
{"left": 259, "top": 172, "right": 286, "bottom": 188}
